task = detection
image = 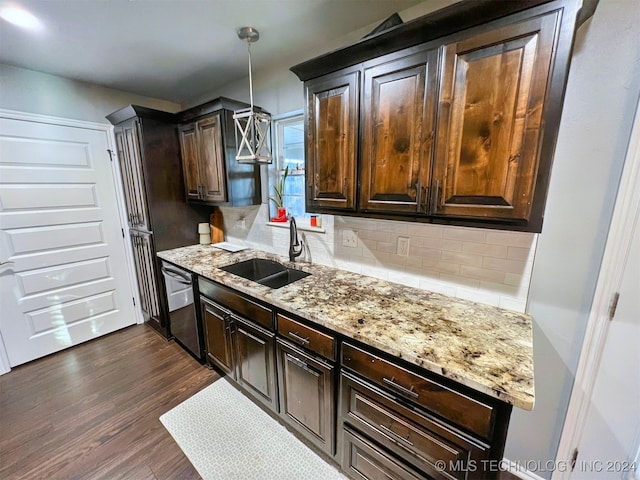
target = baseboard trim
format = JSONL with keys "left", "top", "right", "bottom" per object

{"left": 502, "top": 459, "right": 547, "bottom": 480}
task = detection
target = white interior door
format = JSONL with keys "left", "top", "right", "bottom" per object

{"left": 555, "top": 96, "right": 640, "bottom": 480}
{"left": 0, "top": 115, "right": 136, "bottom": 368}
{"left": 577, "top": 212, "right": 640, "bottom": 479}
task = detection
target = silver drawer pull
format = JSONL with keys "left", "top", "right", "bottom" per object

{"left": 286, "top": 354, "right": 314, "bottom": 374}
{"left": 382, "top": 376, "right": 419, "bottom": 399}
{"left": 379, "top": 424, "right": 414, "bottom": 447}
{"left": 287, "top": 331, "right": 310, "bottom": 345}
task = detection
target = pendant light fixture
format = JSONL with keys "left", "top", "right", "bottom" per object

{"left": 233, "top": 26, "right": 272, "bottom": 164}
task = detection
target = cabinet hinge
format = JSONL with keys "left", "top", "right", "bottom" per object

{"left": 121, "top": 228, "right": 125, "bottom": 238}
{"left": 107, "top": 149, "right": 114, "bottom": 162}
{"left": 570, "top": 448, "right": 579, "bottom": 472}
{"left": 609, "top": 292, "right": 620, "bottom": 321}
{"left": 133, "top": 297, "right": 136, "bottom": 307}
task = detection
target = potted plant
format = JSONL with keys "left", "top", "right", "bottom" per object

{"left": 269, "top": 165, "right": 289, "bottom": 222}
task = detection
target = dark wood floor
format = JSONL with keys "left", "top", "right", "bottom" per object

{"left": 0, "top": 324, "right": 218, "bottom": 480}
{"left": 1, "top": 324, "right": 520, "bottom": 480}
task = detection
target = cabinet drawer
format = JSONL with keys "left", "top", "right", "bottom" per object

{"left": 342, "top": 427, "right": 424, "bottom": 480}
{"left": 341, "top": 372, "right": 487, "bottom": 480}
{"left": 341, "top": 343, "right": 494, "bottom": 439}
{"left": 277, "top": 313, "right": 336, "bottom": 361}
{"left": 199, "top": 277, "right": 273, "bottom": 329}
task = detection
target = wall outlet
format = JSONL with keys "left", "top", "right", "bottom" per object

{"left": 342, "top": 229, "right": 358, "bottom": 248}
{"left": 397, "top": 236, "right": 410, "bottom": 256}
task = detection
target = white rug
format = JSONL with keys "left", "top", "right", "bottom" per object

{"left": 160, "top": 379, "right": 347, "bottom": 480}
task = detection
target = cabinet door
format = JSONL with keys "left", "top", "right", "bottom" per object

{"left": 178, "top": 123, "right": 202, "bottom": 201}
{"left": 306, "top": 70, "right": 358, "bottom": 212}
{"left": 130, "top": 231, "right": 160, "bottom": 322}
{"left": 234, "top": 315, "right": 277, "bottom": 412}
{"left": 433, "top": 12, "right": 559, "bottom": 224}
{"left": 114, "top": 127, "right": 138, "bottom": 228}
{"left": 197, "top": 115, "right": 228, "bottom": 203}
{"left": 118, "top": 121, "right": 150, "bottom": 230}
{"left": 277, "top": 340, "right": 334, "bottom": 455}
{"left": 202, "top": 298, "right": 235, "bottom": 378}
{"left": 360, "top": 50, "right": 437, "bottom": 214}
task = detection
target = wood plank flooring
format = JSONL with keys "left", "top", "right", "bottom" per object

{"left": 0, "top": 324, "right": 218, "bottom": 480}
{"left": 0, "top": 323, "right": 521, "bottom": 480}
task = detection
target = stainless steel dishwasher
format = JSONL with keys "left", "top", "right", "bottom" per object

{"left": 160, "top": 260, "right": 204, "bottom": 362}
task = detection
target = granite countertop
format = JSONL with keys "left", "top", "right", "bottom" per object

{"left": 158, "top": 244, "right": 534, "bottom": 410}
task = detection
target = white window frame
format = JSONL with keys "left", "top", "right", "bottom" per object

{"left": 270, "top": 110, "right": 306, "bottom": 219}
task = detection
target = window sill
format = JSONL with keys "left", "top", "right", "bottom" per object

{"left": 266, "top": 221, "right": 326, "bottom": 234}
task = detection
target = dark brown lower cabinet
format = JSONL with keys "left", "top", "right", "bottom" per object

{"left": 343, "top": 427, "right": 424, "bottom": 480}
{"left": 130, "top": 230, "right": 162, "bottom": 328}
{"left": 276, "top": 339, "right": 335, "bottom": 455}
{"left": 195, "top": 276, "right": 512, "bottom": 480}
{"left": 235, "top": 316, "right": 278, "bottom": 413}
{"left": 201, "top": 297, "right": 235, "bottom": 378}
{"left": 199, "top": 279, "right": 278, "bottom": 413}
{"left": 340, "top": 372, "right": 489, "bottom": 480}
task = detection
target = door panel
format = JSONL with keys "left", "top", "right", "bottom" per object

{"left": 434, "top": 12, "right": 559, "bottom": 222}
{"left": 0, "top": 116, "right": 136, "bottom": 367}
{"left": 115, "top": 128, "right": 138, "bottom": 228}
{"left": 197, "top": 115, "right": 227, "bottom": 203}
{"left": 360, "top": 50, "right": 436, "bottom": 214}
{"left": 202, "top": 298, "right": 235, "bottom": 377}
{"left": 306, "top": 70, "right": 359, "bottom": 211}
{"left": 235, "top": 316, "right": 277, "bottom": 412}
{"left": 130, "top": 231, "right": 160, "bottom": 321}
{"left": 118, "top": 121, "right": 150, "bottom": 230}
{"left": 178, "top": 123, "right": 201, "bottom": 201}
{"left": 16, "top": 257, "right": 110, "bottom": 296}
{"left": 277, "top": 340, "right": 334, "bottom": 455}
{"left": 6, "top": 222, "right": 104, "bottom": 254}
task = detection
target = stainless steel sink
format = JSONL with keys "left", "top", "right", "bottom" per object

{"left": 219, "top": 258, "right": 310, "bottom": 289}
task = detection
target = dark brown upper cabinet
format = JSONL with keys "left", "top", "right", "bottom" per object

{"left": 291, "top": 0, "right": 598, "bottom": 232}
{"left": 360, "top": 49, "right": 438, "bottom": 215}
{"left": 432, "top": 12, "right": 559, "bottom": 225}
{"left": 114, "top": 119, "right": 151, "bottom": 231}
{"left": 306, "top": 69, "right": 359, "bottom": 212}
{"left": 179, "top": 115, "right": 227, "bottom": 203}
{"left": 177, "top": 97, "right": 262, "bottom": 207}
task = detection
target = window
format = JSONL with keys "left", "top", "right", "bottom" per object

{"left": 271, "top": 112, "right": 307, "bottom": 219}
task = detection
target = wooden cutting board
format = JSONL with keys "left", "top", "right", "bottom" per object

{"left": 210, "top": 207, "right": 224, "bottom": 244}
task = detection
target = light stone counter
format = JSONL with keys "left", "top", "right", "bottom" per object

{"left": 158, "top": 244, "right": 534, "bottom": 410}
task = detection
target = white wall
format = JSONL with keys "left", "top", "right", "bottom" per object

{"left": 505, "top": 0, "right": 640, "bottom": 473}
{"left": 0, "top": 64, "right": 180, "bottom": 123}
{"left": 197, "top": 0, "right": 640, "bottom": 474}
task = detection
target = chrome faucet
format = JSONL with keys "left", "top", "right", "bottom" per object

{"left": 289, "top": 217, "right": 303, "bottom": 262}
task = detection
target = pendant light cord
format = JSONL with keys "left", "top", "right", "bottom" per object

{"left": 247, "top": 41, "right": 254, "bottom": 111}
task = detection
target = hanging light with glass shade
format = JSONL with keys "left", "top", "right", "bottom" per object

{"left": 233, "top": 27, "right": 272, "bottom": 164}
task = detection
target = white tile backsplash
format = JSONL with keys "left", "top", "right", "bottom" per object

{"left": 220, "top": 205, "right": 537, "bottom": 313}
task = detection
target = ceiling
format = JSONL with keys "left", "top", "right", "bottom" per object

{"left": 0, "top": 0, "right": 426, "bottom": 105}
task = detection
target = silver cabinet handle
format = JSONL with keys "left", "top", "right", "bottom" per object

{"left": 287, "top": 331, "right": 310, "bottom": 346}
{"left": 382, "top": 376, "right": 419, "bottom": 399}
{"left": 379, "top": 424, "right": 414, "bottom": 447}
{"left": 286, "top": 353, "right": 315, "bottom": 374}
